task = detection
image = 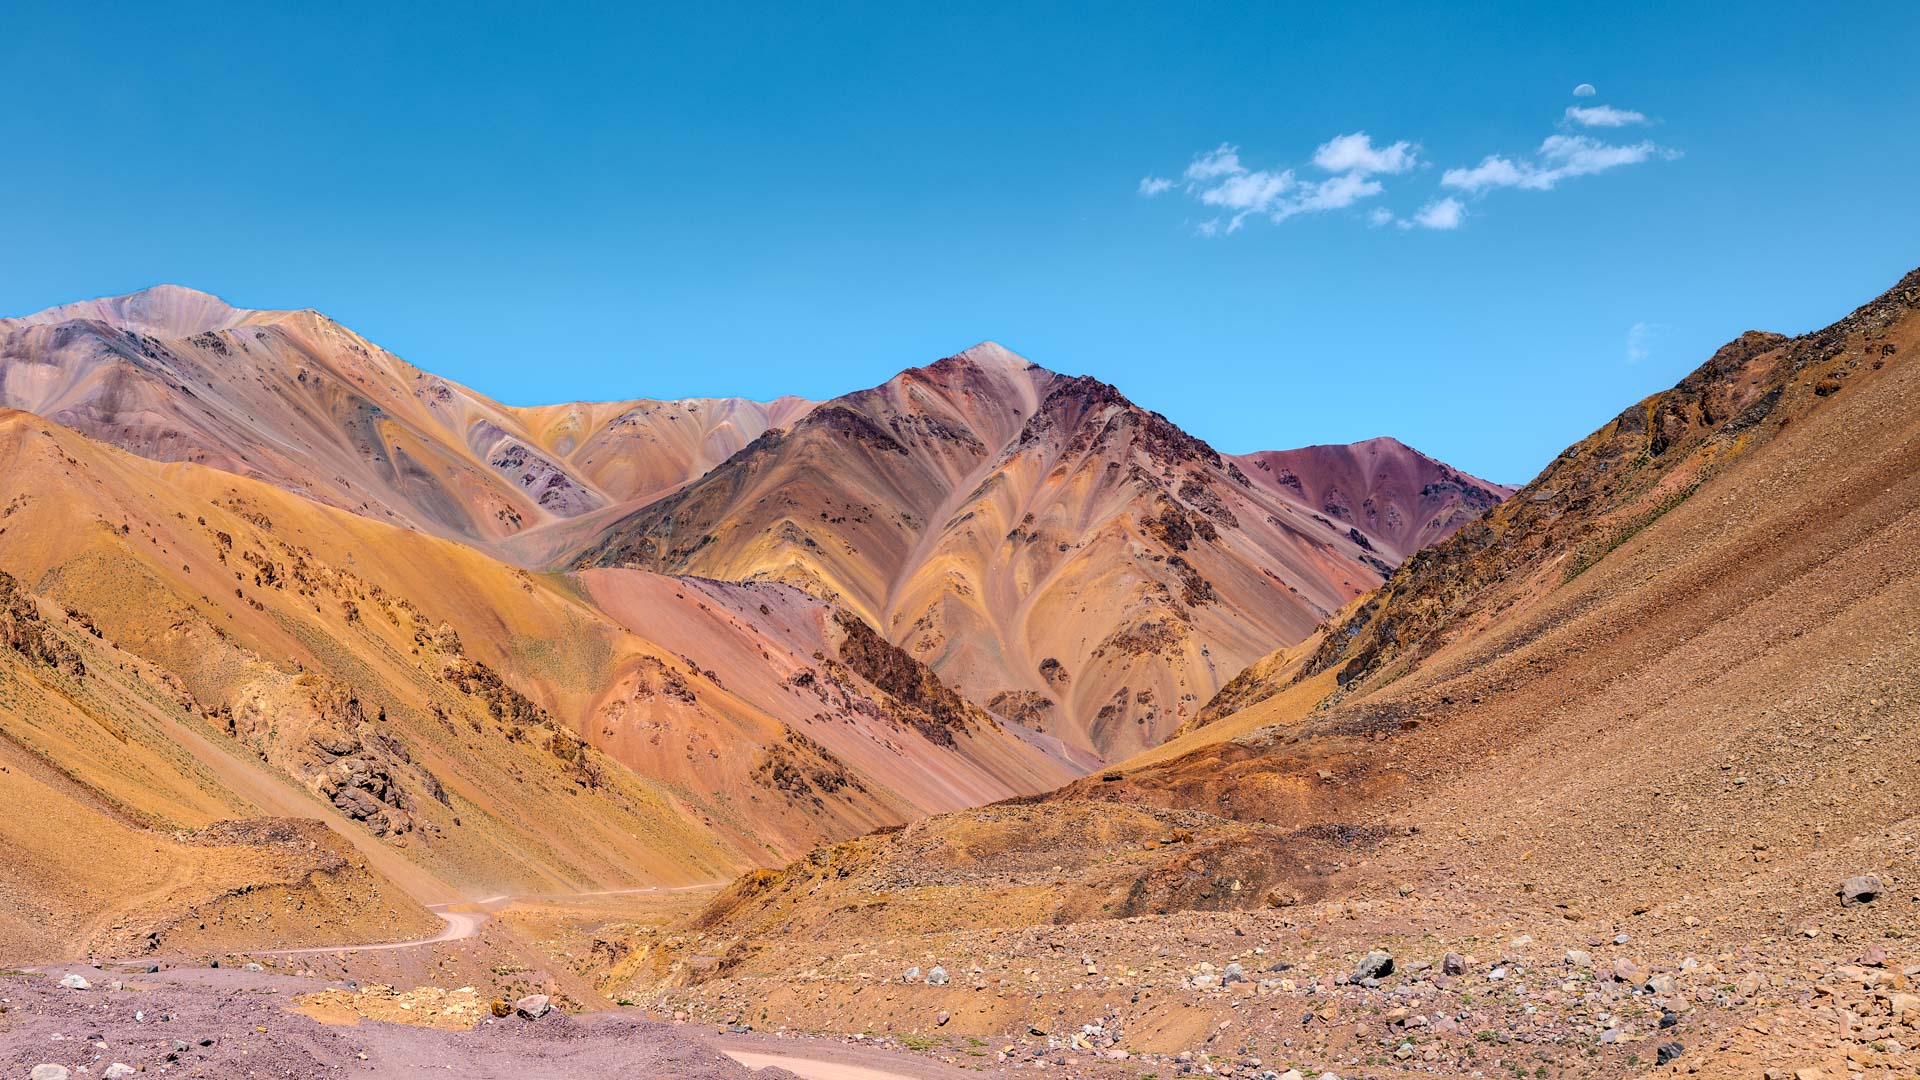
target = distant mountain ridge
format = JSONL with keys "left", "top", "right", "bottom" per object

{"left": 0, "top": 285, "right": 813, "bottom": 563}
{"left": 2, "top": 285, "right": 1508, "bottom": 764}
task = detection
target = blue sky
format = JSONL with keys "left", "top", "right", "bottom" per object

{"left": 3, "top": 2, "right": 1916, "bottom": 483}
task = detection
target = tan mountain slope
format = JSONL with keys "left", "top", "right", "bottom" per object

{"left": 0, "top": 285, "right": 812, "bottom": 560}
{"left": 626, "top": 269, "right": 1918, "bottom": 1078}
{"left": 576, "top": 344, "right": 1502, "bottom": 760}
{"left": 0, "top": 409, "right": 1071, "bottom": 957}
{"left": 1080, "top": 265, "right": 1920, "bottom": 880}
{"left": 5, "top": 287, "right": 1503, "bottom": 765}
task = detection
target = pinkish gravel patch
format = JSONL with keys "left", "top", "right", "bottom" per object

{"left": 0, "top": 965, "right": 796, "bottom": 1079}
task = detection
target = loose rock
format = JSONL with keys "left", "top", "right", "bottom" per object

{"left": 1352, "top": 950, "right": 1394, "bottom": 981}
{"left": 1839, "top": 874, "right": 1883, "bottom": 906}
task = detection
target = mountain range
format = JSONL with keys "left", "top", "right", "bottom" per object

{"left": 0, "top": 284, "right": 1502, "bottom": 957}
{"left": 1, "top": 268, "right": 1913, "bottom": 1078}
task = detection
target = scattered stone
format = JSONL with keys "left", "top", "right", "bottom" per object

{"left": 243, "top": 962, "right": 264, "bottom": 972}
{"left": 1656, "top": 1041, "right": 1684, "bottom": 1065}
{"left": 1840, "top": 874, "right": 1883, "bottom": 906}
{"left": 1646, "top": 973, "right": 1679, "bottom": 997}
{"left": 902, "top": 966, "right": 921, "bottom": 983}
{"left": 1352, "top": 950, "right": 1394, "bottom": 981}
{"left": 104, "top": 1065, "right": 136, "bottom": 1080}
{"left": 926, "top": 965, "right": 949, "bottom": 986}
{"left": 30, "top": 1067, "right": 70, "bottom": 1080}
{"left": 1222, "top": 962, "right": 1248, "bottom": 984}
{"left": 513, "top": 994, "right": 551, "bottom": 1020}
{"left": 1564, "top": 949, "right": 1592, "bottom": 968}
{"left": 1859, "top": 944, "right": 1888, "bottom": 967}
{"left": 1659, "top": 1011, "right": 1679, "bottom": 1029}
{"left": 1488, "top": 966, "right": 1508, "bottom": 981}
{"left": 1442, "top": 952, "right": 1467, "bottom": 976}
{"left": 58, "top": 974, "right": 91, "bottom": 990}
{"left": 935, "top": 1011, "right": 950, "bottom": 1026}
{"left": 489, "top": 999, "right": 511, "bottom": 1018}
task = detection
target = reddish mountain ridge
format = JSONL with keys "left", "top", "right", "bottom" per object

{"left": 576, "top": 344, "right": 1507, "bottom": 759}
{"left": 2, "top": 286, "right": 1504, "bottom": 767}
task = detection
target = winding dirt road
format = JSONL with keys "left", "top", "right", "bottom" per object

{"left": 255, "top": 883, "right": 723, "bottom": 957}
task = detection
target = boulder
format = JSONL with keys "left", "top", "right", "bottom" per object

{"left": 1840, "top": 874, "right": 1883, "bottom": 906}
{"left": 514, "top": 994, "right": 552, "bottom": 1019}
{"left": 1352, "top": 950, "right": 1394, "bottom": 981}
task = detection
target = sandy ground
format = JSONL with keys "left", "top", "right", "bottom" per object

{"left": 712, "top": 1032, "right": 1005, "bottom": 1080}
{"left": 0, "top": 965, "right": 802, "bottom": 1079}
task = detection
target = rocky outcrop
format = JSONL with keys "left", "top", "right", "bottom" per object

{"left": 0, "top": 569, "right": 86, "bottom": 677}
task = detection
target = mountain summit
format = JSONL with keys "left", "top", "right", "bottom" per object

{"left": 576, "top": 344, "right": 1507, "bottom": 758}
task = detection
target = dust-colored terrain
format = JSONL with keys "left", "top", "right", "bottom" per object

{"left": 7, "top": 269, "right": 1912, "bottom": 1080}
{"left": 596, "top": 268, "right": 1920, "bottom": 1079}
{"left": 577, "top": 344, "right": 1507, "bottom": 759}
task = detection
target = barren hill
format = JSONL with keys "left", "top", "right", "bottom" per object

{"left": 0, "top": 408, "right": 1072, "bottom": 959}
{"left": 576, "top": 344, "right": 1505, "bottom": 759}
{"left": 0, "top": 285, "right": 811, "bottom": 561}
{"left": 636, "top": 267, "right": 1920, "bottom": 1079}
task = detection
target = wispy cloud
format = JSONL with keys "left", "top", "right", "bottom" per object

{"left": 1138, "top": 132, "right": 1416, "bottom": 235}
{"left": 1140, "top": 90, "right": 1678, "bottom": 235}
{"left": 1442, "top": 134, "right": 1678, "bottom": 193}
{"left": 1564, "top": 104, "right": 1649, "bottom": 128}
{"left": 1626, "top": 321, "right": 1656, "bottom": 364}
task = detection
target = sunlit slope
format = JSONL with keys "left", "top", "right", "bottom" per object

{"left": 578, "top": 345, "right": 1503, "bottom": 760}
{"left": 0, "top": 285, "right": 812, "bottom": 560}
{"left": 0, "top": 411, "right": 1069, "bottom": 912}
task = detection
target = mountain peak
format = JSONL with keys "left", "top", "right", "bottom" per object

{"left": 952, "top": 340, "right": 1034, "bottom": 371}
{"left": 8, "top": 283, "right": 254, "bottom": 338}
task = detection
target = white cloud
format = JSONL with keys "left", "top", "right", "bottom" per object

{"left": 1413, "top": 197, "right": 1465, "bottom": 230}
{"left": 1199, "top": 168, "right": 1294, "bottom": 212}
{"left": 1184, "top": 144, "right": 1246, "bottom": 182}
{"left": 1564, "top": 104, "right": 1648, "bottom": 128}
{"left": 1627, "top": 321, "right": 1656, "bottom": 364}
{"left": 1442, "top": 134, "right": 1677, "bottom": 192}
{"left": 1573, "top": 83, "right": 1597, "bottom": 98}
{"left": 1275, "top": 171, "right": 1383, "bottom": 220}
{"left": 1367, "top": 207, "right": 1396, "bottom": 227}
{"left": 1311, "top": 131, "right": 1418, "bottom": 176}
{"left": 1441, "top": 155, "right": 1530, "bottom": 192}
{"left": 1145, "top": 133, "right": 1414, "bottom": 235}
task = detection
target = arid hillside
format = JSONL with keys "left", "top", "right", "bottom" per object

{"left": 629, "top": 268, "right": 1920, "bottom": 1080}
{"left": 5, "top": 288, "right": 1502, "bottom": 768}
{"left": 577, "top": 344, "right": 1505, "bottom": 759}
{"left": 0, "top": 408, "right": 1074, "bottom": 960}
{"left": 0, "top": 285, "right": 813, "bottom": 561}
